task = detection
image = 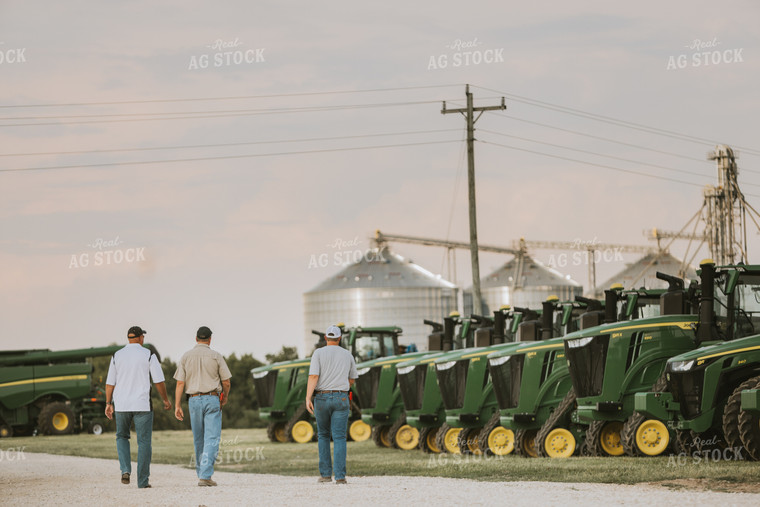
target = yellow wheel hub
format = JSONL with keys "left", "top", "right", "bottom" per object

{"left": 274, "top": 423, "right": 288, "bottom": 443}
{"left": 636, "top": 419, "right": 670, "bottom": 456}
{"left": 291, "top": 420, "right": 314, "bottom": 443}
{"left": 444, "top": 427, "right": 462, "bottom": 454}
{"left": 600, "top": 421, "right": 624, "bottom": 456}
{"left": 379, "top": 426, "right": 392, "bottom": 448}
{"left": 395, "top": 425, "right": 420, "bottom": 450}
{"left": 487, "top": 427, "right": 514, "bottom": 456}
{"left": 349, "top": 420, "right": 371, "bottom": 442}
{"left": 545, "top": 428, "right": 576, "bottom": 458}
{"left": 523, "top": 430, "right": 538, "bottom": 458}
{"left": 0, "top": 427, "right": 10, "bottom": 438}
{"left": 52, "top": 412, "right": 69, "bottom": 431}
{"left": 426, "top": 429, "right": 441, "bottom": 453}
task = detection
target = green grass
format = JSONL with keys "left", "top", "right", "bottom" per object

{"left": 5, "top": 428, "right": 760, "bottom": 486}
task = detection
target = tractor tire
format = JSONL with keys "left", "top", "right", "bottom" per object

{"left": 478, "top": 412, "right": 514, "bottom": 456}
{"left": 458, "top": 427, "right": 482, "bottom": 455}
{"left": 0, "top": 424, "right": 12, "bottom": 438}
{"left": 266, "top": 422, "right": 288, "bottom": 443}
{"left": 38, "top": 402, "right": 76, "bottom": 436}
{"left": 536, "top": 388, "right": 576, "bottom": 458}
{"left": 586, "top": 420, "right": 624, "bottom": 457}
{"left": 347, "top": 400, "right": 363, "bottom": 442}
{"left": 514, "top": 429, "right": 538, "bottom": 458}
{"left": 284, "top": 403, "right": 310, "bottom": 443}
{"left": 738, "top": 378, "right": 760, "bottom": 461}
{"left": 579, "top": 435, "right": 592, "bottom": 456}
{"left": 348, "top": 419, "right": 372, "bottom": 442}
{"left": 435, "top": 423, "right": 462, "bottom": 454}
{"left": 674, "top": 429, "right": 695, "bottom": 456}
{"left": 419, "top": 426, "right": 442, "bottom": 454}
{"left": 371, "top": 424, "right": 392, "bottom": 448}
{"left": 621, "top": 412, "right": 670, "bottom": 457}
{"left": 389, "top": 414, "right": 419, "bottom": 450}
{"left": 723, "top": 377, "right": 760, "bottom": 452}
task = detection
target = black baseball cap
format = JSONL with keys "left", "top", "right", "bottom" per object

{"left": 197, "top": 326, "right": 213, "bottom": 340}
{"left": 128, "top": 326, "right": 147, "bottom": 338}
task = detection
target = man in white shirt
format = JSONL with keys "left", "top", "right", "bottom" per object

{"left": 105, "top": 326, "right": 172, "bottom": 489}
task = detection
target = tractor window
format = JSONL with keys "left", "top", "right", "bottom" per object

{"left": 354, "top": 336, "right": 385, "bottom": 362}
{"left": 733, "top": 283, "right": 760, "bottom": 338}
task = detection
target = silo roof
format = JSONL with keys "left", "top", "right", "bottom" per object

{"left": 306, "top": 247, "right": 457, "bottom": 292}
{"left": 598, "top": 251, "right": 697, "bottom": 290}
{"left": 480, "top": 254, "right": 581, "bottom": 289}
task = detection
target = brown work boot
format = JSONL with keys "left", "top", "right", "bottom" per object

{"left": 335, "top": 479, "right": 347, "bottom": 485}
{"left": 198, "top": 478, "right": 218, "bottom": 487}
{"left": 121, "top": 473, "right": 130, "bottom": 485}
{"left": 318, "top": 476, "right": 332, "bottom": 483}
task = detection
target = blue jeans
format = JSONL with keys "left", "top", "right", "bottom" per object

{"left": 189, "top": 395, "right": 222, "bottom": 480}
{"left": 115, "top": 411, "right": 153, "bottom": 488}
{"left": 314, "top": 392, "right": 350, "bottom": 480}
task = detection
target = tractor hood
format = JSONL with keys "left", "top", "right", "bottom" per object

{"left": 355, "top": 351, "right": 430, "bottom": 371}
{"left": 664, "top": 333, "right": 760, "bottom": 366}
{"left": 251, "top": 357, "right": 311, "bottom": 376}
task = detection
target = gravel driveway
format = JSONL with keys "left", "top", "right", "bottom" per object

{"left": 1, "top": 452, "right": 759, "bottom": 506}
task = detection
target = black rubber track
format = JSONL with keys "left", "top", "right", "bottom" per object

{"left": 621, "top": 373, "right": 669, "bottom": 457}
{"left": 536, "top": 388, "right": 577, "bottom": 458}
{"left": 514, "top": 429, "right": 538, "bottom": 458}
{"left": 388, "top": 413, "right": 408, "bottom": 450}
{"left": 477, "top": 412, "right": 502, "bottom": 456}
{"left": 371, "top": 424, "right": 392, "bottom": 448}
{"left": 419, "top": 426, "right": 441, "bottom": 453}
{"left": 284, "top": 402, "right": 309, "bottom": 442}
{"left": 723, "top": 377, "right": 760, "bottom": 452}
{"left": 736, "top": 376, "right": 760, "bottom": 461}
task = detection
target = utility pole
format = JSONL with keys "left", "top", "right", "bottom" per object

{"left": 442, "top": 84, "right": 506, "bottom": 314}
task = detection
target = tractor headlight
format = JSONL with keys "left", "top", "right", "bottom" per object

{"left": 357, "top": 367, "right": 371, "bottom": 376}
{"left": 436, "top": 361, "right": 457, "bottom": 371}
{"left": 489, "top": 355, "right": 511, "bottom": 367}
{"left": 252, "top": 370, "right": 270, "bottom": 379}
{"left": 669, "top": 360, "right": 695, "bottom": 372}
{"left": 566, "top": 336, "right": 594, "bottom": 349}
{"left": 397, "top": 365, "right": 416, "bottom": 375}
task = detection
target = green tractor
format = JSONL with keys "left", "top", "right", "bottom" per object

{"left": 635, "top": 261, "right": 760, "bottom": 459}
{"left": 397, "top": 307, "right": 521, "bottom": 454}
{"left": 0, "top": 344, "right": 160, "bottom": 438}
{"left": 488, "top": 287, "right": 665, "bottom": 458}
{"left": 561, "top": 270, "right": 705, "bottom": 457}
{"left": 251, "top": 325, "right": 403, "bottom": 443}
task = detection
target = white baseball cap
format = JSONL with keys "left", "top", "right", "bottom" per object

{"left": 325, "top": 325, "right": 342, "bottom": 339}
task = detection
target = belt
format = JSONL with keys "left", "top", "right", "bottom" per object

{"left": 315, "top": 390, "right": 348, "bottom": 394}
{"left": 188, "top": 391, "right": 219, "bottom": 397}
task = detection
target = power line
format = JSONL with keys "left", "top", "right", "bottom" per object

{"left": 479, "top": 139, "right": 760, "bottom": 199}
{"left": 0, "top": 140, "right": 460, "bottom": 174}
{"left": 473, "top": 85, "right": 760, "bottom": 157}
{"left": 0, "top": 129, "right": 459, "bottom": 157}
{"left": 0, "top": 84, "right": 462, "bottom": 109}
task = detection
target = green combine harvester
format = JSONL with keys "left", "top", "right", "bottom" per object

{"left": 396, "top": 309, "right": 520, "bottom": 454}
{"left": 636, "top": 261, "right": 760, "bottom": 459}
{"left": 251, "top": 325, "right": 403, "bottom": 443}
{"left": 0, "top": 344, "right": 160, "bottom": 438}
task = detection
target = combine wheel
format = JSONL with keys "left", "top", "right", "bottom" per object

{"left": 266, "top": 422, "right": 288, "bottom": 443}
{"left": 535, "top": 388, "right": 577, "bottom": 457}
{"left": 348, "top": 420, "right": 371, "bottom": 442}
{"left": 419, "top": 426, "right": 442, "bottom": 454}
{"left": 435, "top": 423, "right": 462, "bottom": 454}
{"left": 514, "top": 429, "right": 538, "bottom": 458}
{"left": 0, "top": 424, "right": 12, "bottom": 438}
{"left": 458, "top": 427, "right": 482, "bottom": 455}
{"left": 586, "top": 420, "right": 624, "bottom": 457}
{"left": 478, "top": 413, "right": 513, "bottom": 456}
{"left": 38, "top": 402, "right": 75, "bottom": 436}
{"left": 543, "top": 428, "right": 576, "bottom": 458}
{"left": 371, "top": 425, "right": 392, "bottom": 448}
{"left": 724, "top": 377, "right": 760, "bottom": 452}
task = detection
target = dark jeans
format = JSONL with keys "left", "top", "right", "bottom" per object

{"left": 314, "top": 392, "right": 350, "bottom": 480}
{"left": 115, "top": 411, "right": 153, "bottom": 488}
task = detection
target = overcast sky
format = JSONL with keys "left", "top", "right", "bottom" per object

{"left": 2, "top": 0, "right": 759, "bottom": 360}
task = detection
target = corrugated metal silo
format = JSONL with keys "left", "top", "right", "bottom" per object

{"left": 465, "top": 254, "right": 583, "bottom": 314}
{"left": 597, "top": 251, "right": 697, "bottom": 293}
{"left": 303, "top": 247, "right": 458, "bottom": 353}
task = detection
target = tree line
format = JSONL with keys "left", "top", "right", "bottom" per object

{"left": 90, "top": 345, "right": 299, "bottom": 431}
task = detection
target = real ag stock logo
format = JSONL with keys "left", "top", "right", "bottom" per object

{"left": 68, "top": 236, "right": 147, "bottom": 269}
{"left": 0, "top": 42, "right": 27, "bottom": 65}
{"left": 188, "top": 38, "right": 266, "bottom": 70}
{"left": 427, "top": 38, "right": 504, "bottom": 71}
{"left": 666, "top": 37, "right": 744, "bottom": 70}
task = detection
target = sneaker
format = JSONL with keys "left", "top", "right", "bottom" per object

{"left": 318, "top": 477, "right": 332, "bottom": 483}
{"left": 121, "top": 473, "right": 130, "bottom": 485}
{"left": 198, "top": 479, "right": 218, "bottom": 487}
{"left": 335, "top": 479, "right": 347, "bottom": 485}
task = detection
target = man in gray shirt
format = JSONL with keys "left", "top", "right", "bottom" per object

{"left": 306, "top": 325, "right": 358, "bottom": 485}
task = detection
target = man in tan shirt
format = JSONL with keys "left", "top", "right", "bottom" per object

{"left": 174, "top": 326, "right": 232, "bottom": 487}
